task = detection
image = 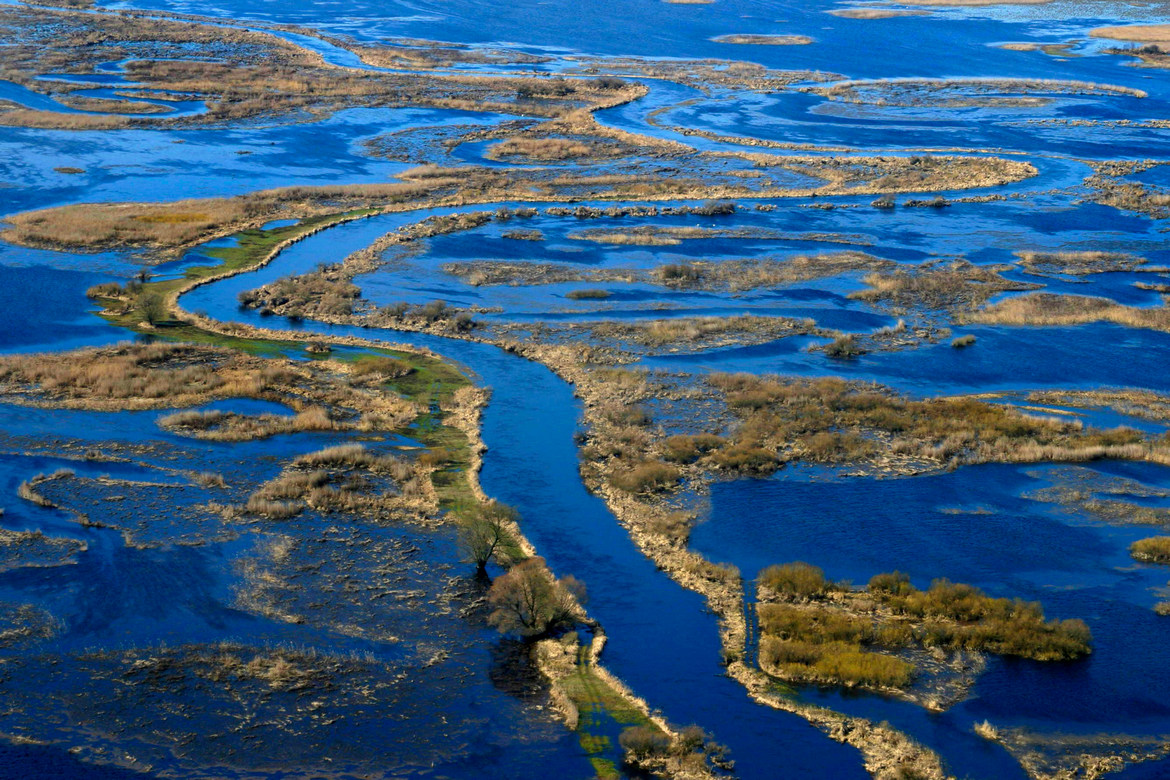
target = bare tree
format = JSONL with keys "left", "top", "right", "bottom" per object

{"left": 139, "top": 293, "right": 167, "bottom": 326}
{"left": 487, "top": 557, "right": 586, "bottom": 638}
{"left": 458, "top": 501, "right": 521, "bottom": 575}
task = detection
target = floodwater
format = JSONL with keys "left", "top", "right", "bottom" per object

{"left": 2, "top": 0, "right": 1170, "bottom": 777}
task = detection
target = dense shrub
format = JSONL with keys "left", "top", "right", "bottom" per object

{"left": 662, "top": 434, "right": 726, "bottom": 463}
{"left": 759, "top": 637, "right": 915, "bottom": 688}
{"left": 813, "top": 647, "right": 916, "bottom": 688}
{"left": 823, "top": 335, "right": 866, "bottom": 358}
{"left": 868, "top": 571, "right": 915, "bottom": 597}
{"left": 1131, "top": 536, "right": 1170, "bottom": 564}
{"left": 874, "top": 578, "right": 1092, "bottom": 660}
{"left": 610, "top": 460, "right": 682, "bottom": 493}
{"left": 707, "top": 444, "right": 778, "bottom": 473}
{"left": 759, "top": 562, "right": 826, "bottom": 600}
{"left": 619, "top": 725, "right": 671, "bottom": 761}
{"left": 658, "top": 263, "right": 704, "bottom": 284}
{"left": 565, "top": 288, "right": 612, "bottom": 300}
{"left": 757, "top": 603, "right": 875, "bottom": 645}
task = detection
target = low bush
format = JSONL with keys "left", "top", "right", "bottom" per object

{"left": 759, "top": 562, "right": 826, "bottom": 600}
{"left": 706, "top": 444, "right": 778, "bottom": 473}
{"left": 874, "top": 578, "right": 1092, "bottom": 660}
{"left": 868, "top": 571, "right": 915, "bottom": 597}
{"left": 823, "top": 335, "right": 866, "bottom": 359}
{"left": 759, "top": 637, "right": 915, "bottom": 688}
{"left": 86, "top": 282, "right": 125, "bottom": 299}
{"left": 657, "top": 263, "right": 704, "bottom": 284}
{"left": 244, "top": 496, "right": 302, "bottom": 519}
{"left": 813, "top": 646, "right": 916, "bottom": 688}
{"left": 757, "top": 603, "right": 875, "bottom": 645}
{"left": 1131, "top": 536, "right": 1170, "bottom": 564}
{"left": 610, "top": 460, "right": 682, "bottom": 494}
{"left": 662, "top": 433, "right": 726, "bottom": 463}
{"left": 619, "top": 725, "right": 671, "bottom": 761}
{"left": 566, "top": 288, "right": 612, "bottom": 300}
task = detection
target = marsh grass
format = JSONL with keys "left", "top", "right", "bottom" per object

{"left": 245, "top": 445, "right": 426, "bottom": 520}
{"left": 566, "top": 289, "right": 613, "bottom": 300}
{"left": 609, "top": 460, "right": 682, "bottom": 494}
{"left": 822, "top": 335, "right": 866, "bottom": 359}
{"left": 4, "top": 186, "right": 417, "bottom": 253}
{"left": 759, "top": 562, "right": 828, "bottom": 601}
{"left": 1130, "top": 536, "right": 1170, "bottom": 563}
{"left": 1015, "top": 250, "right": 1146, "bottom": 276}
{"left": 589, "top": 315, "right": 822, "bottom": 349}
{"left": 502, "top": 229, "right": 544, "bottom": 241}
{"left": 971, "top": 292, "right": 1170, "bottom": 333}
{"left": 851, "top": 261, "right": 1038, "bottom": 313}
{"left": 713, "top": 34, "right": 813, "bottom": 45}
{"left": 491, "top": 137, "right": 595, "bottom": 160}
{"left": 706, "top": 372, "right": 1156, "bottom": 469}
{"left": 759, "top": 637, "right": 916, "bottom": 688}
{"left": 158, "top": 407, "right": 339, "bottom": 442}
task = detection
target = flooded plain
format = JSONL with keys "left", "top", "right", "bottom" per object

{"left": 2, "top": 0, "right": 1170, "bottom": 778}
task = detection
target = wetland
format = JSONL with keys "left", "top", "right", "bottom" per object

{"left": 2, "top": 1, "right": 1170, "bottom": 779}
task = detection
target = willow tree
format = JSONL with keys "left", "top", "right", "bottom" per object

{"left": 457, "top": 501, "right": 522, "bottom": 575}
{"left": 487, "top": 557, "right": 585, "bottom": 639}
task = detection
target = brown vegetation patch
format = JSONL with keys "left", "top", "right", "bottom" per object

{"left": 828, "top": 8, "right": 928, "bottom": 18}
{"left": 1130, "top": 536, "right": 1170, "bottom": 564}
{"left": 1091, "top": 25, "right": 1170, "bottom": 46}
{"left": 572, "top": 56, "right": 840, "bottom": 94}
{"left": 976, "top": 724, "right": 1170, "bottom": 780}
{"left": 0, "top": 529, "right": 86, "bottom": 572}
{"left": 238, "top": 444, "right": 434, "bottom": 522}
{"left": 0, "top": 603, "right": 56, "bottom": 648}
{"left": 652, "top": 252, "right": 892, "bottom": 291}
{"left": 1089, "top": 181, "right": 1170, "bottom": 218}
{"left": 585, "top": 315, "right": 828, "bottom": 352}
{"left": 1015, "top": 250, "right": 1147, "bottom": 276}
{"left": 0, "top": 6, "right": 647, "bottom": 130}
{"left": 755, "top": 564, "right": 1087, "bottom": 707}
{"left": 441, "top": 260, "right": 636, "bottom": 287}
{"left": 851, "top": 260, "right": 1040, "bottom": 313}
{"left": 705, "top": 373, "right": 1160, "bottom": 471}
{"left": 736, "top": 152, "right": 1039, "bottom": 194}
{"left": 1024, "top": 466, "right": 1170, "bottom": 529}
{"left": 445, "top": 251, "right": 889, "bottom": 294}
{"left": 2, "top": 183, "right": 425, "bottom": 253}
{"left": 1027, "top": 388, "right": 1170, "bottom": 422}
{"left": 567, "top": 225, "right": 873, "bottom": 246}
{"left": 712, "top": 34, "right": 813, "bottom": 45}
{"left": 490, "top": 137, "right": 598, "bottom": 161}
{"left": 805, "top": 78, "right": 1145, "bottom": 107}
{"left": 970, "top": 292, "right": 1170, "bottom": 333}
{"left": 0, "top": 342, "right": 419, "bottom": 432}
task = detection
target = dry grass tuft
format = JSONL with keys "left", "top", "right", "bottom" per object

{"left": 970, "top": 292, "right": 1170, "bottom": 333}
